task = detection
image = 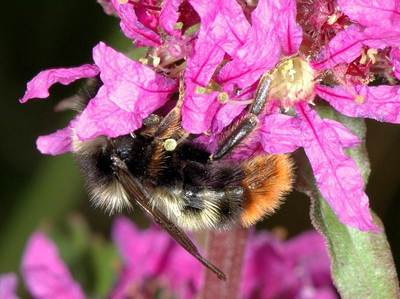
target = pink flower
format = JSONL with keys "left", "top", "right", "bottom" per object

{"left": 241, "top": 231, "right": 337, "bottom": 299}
{"left": 97, "top": 0, "right": 116, "bottom": 15}
{"left": 7, "top": 219, "right": 335, "bottom": 299}
{"left": 110, "top": 217, "right": 337, "bottom": 299}
{"left": 21, "top": 232, "right": 85, "bottom": 299}
{"left": 13, "top": 221, "right": 202, "bottom": 299}
{"left": 110, "top": 217, "right": 202, "bottom": 299}
{"left": 20, "top": 42, "right": 177, "bottom": 155}
{"left": 110, "top": 218, "right": 336, "bottom": 299}
{"left": 21, "top": 0, "right": 400, "bottom": 233}
{"left": 179, "top": 0, "right": 400, "bottom": 232}
{"left": 109, "top": 0, "right": 199, "bottom": 66}
{"left": 0, "top": 273, "right": 19, "bottom": 299}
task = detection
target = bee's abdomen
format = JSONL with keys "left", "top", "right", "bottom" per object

{"left": 240, "top": 154, "right": 294, "bottom": 227}
{"left": 151, "top": 185, "right": 244, "bottom": 231}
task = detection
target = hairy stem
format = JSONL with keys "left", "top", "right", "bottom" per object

{"left": 199, "top": 227, "right": 249, "bottom": 299}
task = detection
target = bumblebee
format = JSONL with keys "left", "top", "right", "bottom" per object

{"left": 73, "top": 76, "right": 293, "bottom": 279}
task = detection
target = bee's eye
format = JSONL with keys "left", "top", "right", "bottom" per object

{"left": 96, "top": 151, "right": 114, "bottom": 176}
{"left": 118, "top": 149, "right": 131, "bottom": 161}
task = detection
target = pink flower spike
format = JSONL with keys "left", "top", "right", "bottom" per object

{"left": 337, "top": 0, "right": 400, "bottom": 27}
{"left": 391, "top": 47, "right": 400, "bottom": 80}
{"left": 110, "top": 0, "right": 161, "bottom": 47}
{"left": 0, "top": 273, "right": 19, "bottom": 299}
{"left": 316, "top": 84, "right": 400, "bottom": 124}
{"left": 92, "top": 42, "right": 177, "bottom": 113}
{"left": 19, "top": 65, "right": 99, "bottom": 103}
{"left": 296, "top": 103, "right": 378, "bottom": 232}
{"left": 36, "top": 127, "right": 73, "bottom": 155}
{"left": 159, "top": 0, "right": 182, "bottom": 36}
{"left": 21, "top": 232, "right": 85, "bottom": 299}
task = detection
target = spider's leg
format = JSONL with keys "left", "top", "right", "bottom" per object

{"left": 212, "top": 74, "right": 272, "bottom": 160}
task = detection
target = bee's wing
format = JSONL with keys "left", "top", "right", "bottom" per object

{"left": 115, "top": 164, "right": 226, "bottom": 281}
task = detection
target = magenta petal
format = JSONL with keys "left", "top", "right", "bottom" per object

{"left": 218, "top": 0, "right": 281, "bottom": 90}
{"left": 212, "top": 103, "right": 246, "bottom": 134}
{"left": 93, "top": 42, "right": 177, "bottom": 113}
{"left": 19, "top": 65, "right": 99, "bottom": 103}
{"left": 260, "top": 114, "right": 303, "bottom": 153}
{"left": 160, "top": 0, "right": 182, "bottom": 36}
{"left": 241, "top": 232, "right": 294, "bottom": 299}
{"left": 284, "top": 231, "right": 331, "bottom": 287}
{"left": 111, "top": 217, "right": 202, "bottom": 299}
{"left": 313, "top": 25, "right": 400, "bottom": 70}
{"left": 241, "top": 231, "right": 336, "bottom": 299}
{"left": 337, "top": 0, "right": 400, "bottom": 27}
{"left": 111, "top": 0, "right": 161, "bottom": 47}
{"left": 0, "top": 273, "right": 19, "bottom": 299}
{"left": 182, "top": 0, "right": 252, "bottom": 133}
{"left": 391, "top": 47, "right": 400, "bottom": 80}
{"left": 316, "top": 84, "right": 400, "bottom": 124}
{"left": 163, "top": 245, "right": 202, "bottom": 299}
{"left": 313, "top": 25, "right": 365, "bottom": 70}
{"left": 108, "top": 268, "right": 136, "bottom": 299}
{"left": 182, "top": 40, "right": 225, "bottom": 133}
{"left": 36, "top": 127, "right": 73, "bottom": 155}
{"left": 97, "top": 0, "right": 116, "bottom": 15}
{"left": 112, "top": 217, "right": 172, "bottom": 277}
{"left": 189, "top": 0, "right": 250, "bottom": 56}
{"left": 272, "top": 0, "right": 303, "bottom": 55}
{"left": 74, "top": 87, "right": 141, "bottom": 140}
{"left": 362, "top": 26, "right": 400, "bottom": 48}
{"left": 182, "top": 87, "right": 220, "bottom": 134}
{"left": 322, "top": 119, "right": 360, "bottom": 148}
{"left": 296, "top": 103, "right": 378, "bottom": 232}
{"left": 21, "top": 232, "right": 85, "bottom": 299}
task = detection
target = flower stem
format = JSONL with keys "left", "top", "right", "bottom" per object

{"left": 199, "top": 227, "right": 249, "bottom": 299}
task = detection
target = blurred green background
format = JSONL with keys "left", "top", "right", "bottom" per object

{"left": 1, "top": 1, "right": 400, "bottom": 295}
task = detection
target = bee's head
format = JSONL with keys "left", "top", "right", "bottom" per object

{"left": 74, "top": 133, "right": 152, "bottom": 213}
{"left": 111, "top": 134, "right": 151, "bottom": 177}
{"left": 74, "top": 133, "right": 151, "bottom": 182}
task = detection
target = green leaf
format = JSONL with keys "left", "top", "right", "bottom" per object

{"left": 296, "top": 105, "right": 400, "bottom": 299}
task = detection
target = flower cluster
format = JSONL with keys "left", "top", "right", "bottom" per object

{"left": 20, "top": 0, "right": 400, "bottom": 231}
{"left": 0, "top": 217, "right": 336, "bottom": 299}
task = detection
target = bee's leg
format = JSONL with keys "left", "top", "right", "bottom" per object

{"left": 212, "top": 74, "right": 272, "bottom": 160}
